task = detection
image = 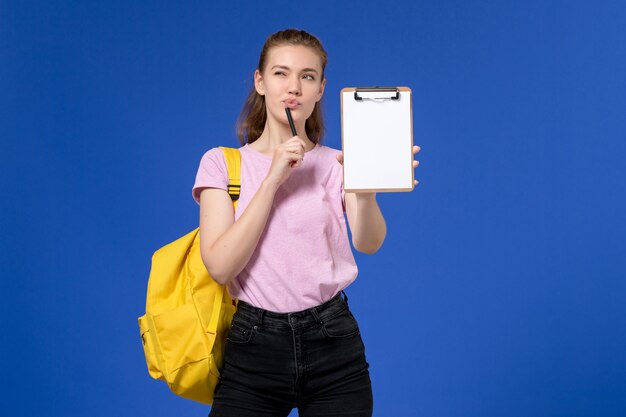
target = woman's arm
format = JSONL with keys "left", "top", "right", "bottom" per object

{"left": 199, "top": 180, "right": 279, "bottom": 285}
{"left": 345, "top": 192, "right": 387, "bottom": 254}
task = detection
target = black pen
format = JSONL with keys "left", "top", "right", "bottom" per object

{"left": 285, "top": 107, "right": 304, "bottom": 165}
{"left": 285, "top": 107, "right": 298, "bottom": 136}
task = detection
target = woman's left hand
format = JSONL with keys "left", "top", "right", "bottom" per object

{"left": 336, "top": 145, "right": 421, "bottom": 187}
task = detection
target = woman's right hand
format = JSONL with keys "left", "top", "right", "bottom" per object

{"left": 264, "top": 136, "right": 307, "bottom": 187}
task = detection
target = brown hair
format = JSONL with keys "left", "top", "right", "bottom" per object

{"left": 236, "top": 29, "right": 328, "bottom": 145}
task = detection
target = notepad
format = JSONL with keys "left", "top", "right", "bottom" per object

{"left": 341, "top": 87, "right": 414, "bottom": 192}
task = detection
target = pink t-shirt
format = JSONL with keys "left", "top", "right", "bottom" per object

{"left": 192, "top": 143, "right": 358, "bottom": 313}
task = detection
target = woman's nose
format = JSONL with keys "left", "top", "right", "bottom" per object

{"left": 288, "top": 76, "right": 301, "bottom": 96}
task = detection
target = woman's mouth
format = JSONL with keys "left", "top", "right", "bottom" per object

{"left": 283, "top": 99, "right": 301, "bottom": 109}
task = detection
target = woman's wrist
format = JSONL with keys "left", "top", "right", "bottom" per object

{"left": 261, "top": 178, "right": 281, "bottom": 194}
{"left": 355, "top": 192, "right": 376, "bottom": 202}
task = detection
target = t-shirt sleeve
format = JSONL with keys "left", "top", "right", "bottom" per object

{"left": 192, "top": 147, "right": 229, "bottom": 205}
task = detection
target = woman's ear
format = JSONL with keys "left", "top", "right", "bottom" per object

{"left": 316, "top": 77, "right": 327, "bottom": 102}
{"left": 254, "top": 69, "right": 265, "bottom": 96}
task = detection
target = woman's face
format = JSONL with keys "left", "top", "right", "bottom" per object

{"left": 254, "top": 45, "right": 326, "bottom": 130}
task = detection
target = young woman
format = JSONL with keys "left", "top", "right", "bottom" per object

{"left": 192, "top": 29, "right": 420, "bottom": 417}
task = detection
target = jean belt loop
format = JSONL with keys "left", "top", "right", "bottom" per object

{"left": 341, "top": 290, "right": 349, "bottom": 306}
{"left": 256, "top": 307, "right": 265, "bottom": 329}
{"left": 310, "top": 306, "right": 322, "bottom": 324}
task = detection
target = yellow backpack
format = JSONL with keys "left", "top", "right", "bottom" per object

{"left": 138, "top": 147, "right": 240, "bottom": 404}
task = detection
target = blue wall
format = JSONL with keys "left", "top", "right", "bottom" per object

{"left": 2, "top": 1, "right": 625, "bottom": 416}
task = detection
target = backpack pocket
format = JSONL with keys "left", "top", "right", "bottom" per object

{"left": 138, "top": 314, "right": 163, "bottom": 380}
{"left": 149, "top": 303, "right": 224, "bottom": 404}
{"left": 151, "top": 303, "right": 209, "bottom": 375}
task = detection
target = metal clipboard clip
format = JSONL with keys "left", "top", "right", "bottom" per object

{"left": 354, "top": 86, "right": 400, "bottom": 102}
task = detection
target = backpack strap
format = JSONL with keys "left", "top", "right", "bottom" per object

{"left": 203, "top": 147, "right": 240, "bottom": 320}
{"left": 219, "top": 147, "right": 241, "bottom": 210}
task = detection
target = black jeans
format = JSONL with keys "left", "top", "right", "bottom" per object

{"left": 209, "top": 292, "right": 373, "bottom": 417}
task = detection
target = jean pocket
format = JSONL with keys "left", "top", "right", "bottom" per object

{"left": 321, "top": 308, "right": 360, "bottom": 338}
{"left": 226, "top": 316, "right": 257, "bottom": 345}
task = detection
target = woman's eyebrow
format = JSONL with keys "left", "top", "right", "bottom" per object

{"left": 271, "top": 65, "right": 319, "bottom": 74}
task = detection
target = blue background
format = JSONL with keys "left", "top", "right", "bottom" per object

{"left": 2, "top": 1, "right": 625, "bottom": 416}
